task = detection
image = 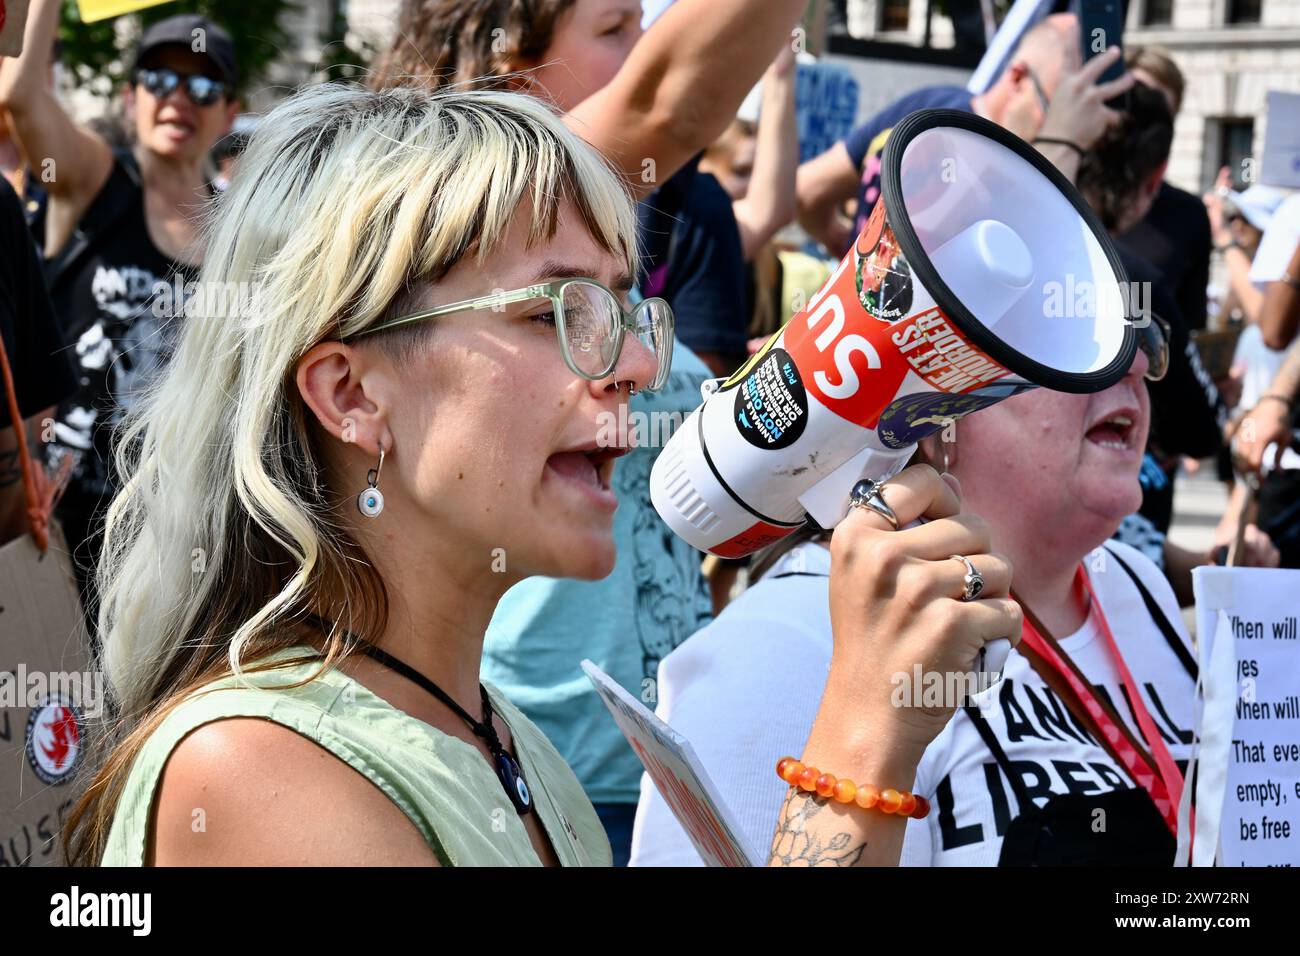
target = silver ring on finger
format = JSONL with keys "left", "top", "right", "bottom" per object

{"left": 949, "top": 554, "right": 984, "bottom": 601}
{"left": 848, "top": 478, "right": 898, "bottom": 529}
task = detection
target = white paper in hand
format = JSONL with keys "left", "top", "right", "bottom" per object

{"left": 581, "top": 659, "right": 762, "bottom": 867}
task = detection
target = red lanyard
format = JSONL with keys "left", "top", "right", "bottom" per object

{"left": 1016, "top": 565, "right": 1184, "bottom": 834}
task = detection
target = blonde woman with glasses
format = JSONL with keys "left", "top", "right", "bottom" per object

{"left": 65, "top": 84, "right": 1015, "bottom": 867}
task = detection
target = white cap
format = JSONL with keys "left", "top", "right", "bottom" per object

{"left": 1228, "top": 184, "right": 1291, "bottom": 232}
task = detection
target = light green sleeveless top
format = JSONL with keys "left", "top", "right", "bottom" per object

{"left": 101, "top": 645, "right": 611, "bottom": 866}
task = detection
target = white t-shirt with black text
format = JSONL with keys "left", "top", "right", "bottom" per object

{"left": 629, "top": 540, "right": 1196, "bottom": 867}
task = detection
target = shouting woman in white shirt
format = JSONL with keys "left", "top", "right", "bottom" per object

{"left": 632, "top": 331, "right": 1200, "bottom": 866}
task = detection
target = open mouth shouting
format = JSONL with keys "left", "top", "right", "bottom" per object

{"left": 544, "top": 442, "right": 630, "bottom": 511}
{"left": 1084, "top": 407, "right": 1140, "bottom": 457}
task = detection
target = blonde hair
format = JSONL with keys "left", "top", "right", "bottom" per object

{"left": 1125, "top": 45, "right": 1185, "bottom": 115}
{"left": 66, "top": 82, "right": 638, "bottom": 864}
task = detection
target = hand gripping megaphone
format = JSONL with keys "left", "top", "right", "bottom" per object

{"left": 650, "top": 110, "right": 1137, "bottom": 674}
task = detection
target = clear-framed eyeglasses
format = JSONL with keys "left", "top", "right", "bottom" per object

{"left": 357, "top": 278, "right": 675, "bottom": 393}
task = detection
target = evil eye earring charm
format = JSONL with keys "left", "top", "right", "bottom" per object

{"left": 358, "top": 447, "right": 385, "bottom": 518}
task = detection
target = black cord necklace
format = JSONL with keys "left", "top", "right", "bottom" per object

{"left": 303, "top": 616, "right": 532, "bottom": 815}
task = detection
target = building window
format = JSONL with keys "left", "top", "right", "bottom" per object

{"left": 1226, "top": 0, "right": 1262, "bottom": 25}
{"left": 1142, "top": 0, "right": 1173, "bottom": 26}
{"left": 880, "top": 0, "right": 910, "bottom": 32}
{"left": 1203, "top": 118, "right": 1255, "bottom": 191}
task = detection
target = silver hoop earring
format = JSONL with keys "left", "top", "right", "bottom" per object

{"left": 357, "top": 447, "right": 385, "bottom": 517}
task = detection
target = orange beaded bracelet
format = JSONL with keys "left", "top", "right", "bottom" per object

{"left": 776, "top": 757, "right": 930, "bottom": 819}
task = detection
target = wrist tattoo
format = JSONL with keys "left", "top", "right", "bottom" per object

{"left": 767, "top": 788, "right": 866, "bottom": 867}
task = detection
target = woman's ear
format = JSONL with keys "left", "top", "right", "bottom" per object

{"left": 295, "top": 341, "right": 391, "bottom": 457}
{"left": 919, "top": 432, "right": 958, "bottom": 473}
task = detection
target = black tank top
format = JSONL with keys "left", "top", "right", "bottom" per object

{"left": 40, "top": 150, "right": 205, "bottom": 589}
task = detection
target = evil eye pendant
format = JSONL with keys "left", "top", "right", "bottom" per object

{"left": 496, "top": 752, "right": 532, "bottom": 815}
{"left": 357, "top": 486, "right": 384, "bottom": 517}
{"left": 358, "top": 459, "right": 384, "bottom": 517}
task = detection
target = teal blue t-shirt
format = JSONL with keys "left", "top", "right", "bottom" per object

{"left": 482, "top": 340, "right": 714, "bottom": 804}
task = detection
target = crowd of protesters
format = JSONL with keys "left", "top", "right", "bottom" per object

{"left": 0, "top": 0, "right": 1296, "bottom": 868}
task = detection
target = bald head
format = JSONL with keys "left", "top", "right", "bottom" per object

{"left": 1013, "top": 13, "right": 1081, "bottom": 96}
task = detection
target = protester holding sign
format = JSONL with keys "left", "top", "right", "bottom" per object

{"left": 64, "top": 84, "right": 1015, "bottom": 867}
{"left": 632, "top": 339, "right": 1205, "bottom": 866}
{"left": 0, "top": 2, "right": 239, "bottom": 627}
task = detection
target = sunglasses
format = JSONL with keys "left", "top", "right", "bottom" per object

{"left": 355, "top": 278, "right": 675, "bottom": 393}
{"left": 134, "top": 67, "right": 229, "bottom": 107}
{"left": 1136, "top": 313, "right": 1170, "bottom": 382}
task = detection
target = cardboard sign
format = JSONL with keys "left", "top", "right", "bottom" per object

{"left": 1260, "top": 91, "right": 1300, "bottom": 189}
{"left": 0, "top": 0, "right": 32, "bottom": 58}
{"left": 582, "top": 660, "right": 761, "bottom": 867}
{"left": 75, "top": 0, "right": 173, "bottom": 25}
{"left": 1188, "top": 567, "right": 1300, "bottom": 866}
{"left": 0, "top": 524, "right": 92, "bottom": 867}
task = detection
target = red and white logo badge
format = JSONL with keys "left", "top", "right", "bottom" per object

{"left": 25, "top": 696, "right": 82, "bottom": 785}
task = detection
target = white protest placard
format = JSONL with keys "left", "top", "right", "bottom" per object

{"left": 1260, "top": 92, "right": 1300, "bottom": 189}
{"left": 1192, "top": 566, "right": 1300, "bottom": 866}
{"left": 581, "top": 659, "right": 761, "bottom": 867}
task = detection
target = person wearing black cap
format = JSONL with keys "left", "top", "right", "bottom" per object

{"left": 0, "top": 1, "right": 238, "bottom": 630}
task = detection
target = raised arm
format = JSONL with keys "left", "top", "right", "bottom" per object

{"left": 1206, "top": 168, "right": 1265, "bottom": 324}
{"left": 567, "top": 0, "right": 806, "bottom": 199}
{"left": 1259, "top": 238, "right": 1300, "bottom": 351}
{"left": 1031, "top": 46, "right": 1133, "bottom": 184}
{"left": 794, "top": 141, "right": 858, "bottom": 255}
{"left": 0, "top": 0, "right": 112, "bottom": 237}
{"left": 732, "top": 49, "right": 798, "bottom": 261}
{"left": 1236, "top": 337, "right": 1300, "bottom": 473}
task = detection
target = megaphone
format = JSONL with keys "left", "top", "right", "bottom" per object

{"left": 651, "top": 110, "right": 1136, "bottom": 671}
